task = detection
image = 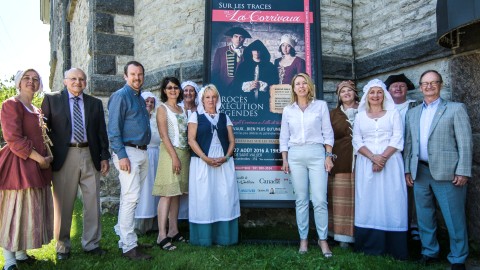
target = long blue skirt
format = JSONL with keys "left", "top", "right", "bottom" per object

{"left": 354, "top": 226, "right": 408, "bottom": 260}
{"left": 189, "top": 218, "right": 239, "bottom": 247}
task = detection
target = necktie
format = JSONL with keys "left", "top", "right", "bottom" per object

{"left": 72, "top": 96, "right": 85, "bottom": 143}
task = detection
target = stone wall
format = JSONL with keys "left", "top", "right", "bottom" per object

{"left": 49, "top": 0, "right": 68, "bottom": 92}
{"left": 134, "top": 0, "right": 205, "bottom": 72}
{"left": 353, "top": 0, "right": 437, "bottom": 58}
{"left": 450, "top": 50, "right": 480, "bottom": 241}
{"left": 70, "top": 0, "right": 92, "bottom": 92}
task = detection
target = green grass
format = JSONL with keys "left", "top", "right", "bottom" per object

{"left": 0, "top": 200, "right": 461, "bottom": 270}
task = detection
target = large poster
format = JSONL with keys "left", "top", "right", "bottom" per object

{"left": 205, "top": 0, "right": 320, "bottom": 205}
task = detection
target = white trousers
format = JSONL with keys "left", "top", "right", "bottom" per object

{"left": 113, "top": 147, "right": 148, "bottom": 253}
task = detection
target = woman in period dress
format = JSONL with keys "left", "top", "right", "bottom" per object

{"left": 0, "top": 69, "right": 53, "bottom": 270}
{"left": 134, "top": 92, "right": 161, "bottom": 234}
{"left": 279, "top": 73, "right": 334, "bottom": 257}
{"left": 274, "top": 34, "right": 306, "bottom": 85}
{"left": 187, "top": 84, "right": 239, "bottom": 246}
{"left": 328, "top": 80, "right": 359, "bottom": 248}
{"left": 153, "top": 77, "right": 190, "bottom": 250}
{"left": 176, "top": 80, "right": 200, "bottom": 221}
{"left": 352, "top": 79, "right": 408, "bottom": 260}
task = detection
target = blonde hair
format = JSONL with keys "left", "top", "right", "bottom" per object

{"left": 290, "top": 73, "right": 315, "bottom": 104}
{"left": 202, "top": 84, "right": 220, "bottom": 100}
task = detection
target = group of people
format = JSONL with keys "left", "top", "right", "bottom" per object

{"left": 279, "top": 71, "right": 471, "bottom": 270}
{"left": 107, "top": 62, "right": 240, "bottom": 259}
{"left": 212, "top": 27, "right": 305, "bottom": 100}
{"left": 0, "top": 62, "right": 240, "bottom": 269}
{"left": 0, "top": 63, "right": 472, "bottom": 270}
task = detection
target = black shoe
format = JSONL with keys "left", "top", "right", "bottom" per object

{"left": 3, "top": 265, "right": 18, "bottom": 270}
{"left": 85, "top": 247, "right": 107, "bottom": 256}
{"left": 122, "top": 247, "right": 152, "bottom": 260}
{"left": 16, "top": 255, "right": 37, "bottom": 264}
{"left": 418, "top": 255, "right": 438, "bottom": 265}
{"left": 56, "top": 252, "right": 70, "bottom": 261}
{"left": 451, "top": 263, "right": 466, "bottom": 270}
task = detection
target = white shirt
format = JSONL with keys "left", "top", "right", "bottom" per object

{"left": 68, "top": 92, "right": 87, "bottom": 143}
{"left": 279, "top": 99, "right": 334, "bottom": 152}
{"left": 419, "top": 98, "right": 441, "bottom": 162}
{"left": 394, "top": 99, "right": 416, "bottom": 126}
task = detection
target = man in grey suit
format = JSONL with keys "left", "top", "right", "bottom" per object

{"left": 404, "top": 70, "right": 472, "bottom": 270}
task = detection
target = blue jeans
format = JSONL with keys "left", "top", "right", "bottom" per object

{"left": 288, "top": 144, "right": 328, "bottom": 240}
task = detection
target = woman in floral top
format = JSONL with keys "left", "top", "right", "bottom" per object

{"left": 153, "top": 77, "right": 189, "bottom": 251}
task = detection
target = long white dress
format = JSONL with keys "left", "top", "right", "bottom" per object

{"left": 352, "top": 110, "right": 407, "bottom": 232}
{"left": 188, "top": 113, "right": 240, "bottom": 224}
{"left": 135, "top": 113, "right": 161, "bottom": 219}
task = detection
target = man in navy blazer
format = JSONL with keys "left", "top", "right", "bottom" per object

{"left": 404, "top": 70, "right": 472, "bottom": 270}
{"left": 42, "top": 68, "right": 110, "bottom": 260}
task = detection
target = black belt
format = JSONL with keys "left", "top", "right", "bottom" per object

{"left": 419, "top": 160, "right": 429, "bottom": 167}
{"left": 124, "top": 143, "right": 147, "bottom": 150}
{"left": 69, "top": 142, "right": 89, "bottom": 148}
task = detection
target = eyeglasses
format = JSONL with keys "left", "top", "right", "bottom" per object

{"left": 420, "top": 81, "right": 441, "bottom": 87}
{"left": 166, "top": 86, "right": 180, "bottom": 90}
{"left": 21, "top": 76, "right": 40, "bottom": 83}
{"left": 66, "top": 77, "right": 86, "bottom": 82}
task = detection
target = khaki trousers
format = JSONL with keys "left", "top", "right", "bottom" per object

{"left": 53, "top": 147, "right": 101, "bottom": 253}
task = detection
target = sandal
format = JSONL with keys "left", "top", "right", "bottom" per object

{"left": 157, "top": 238, "right": 176, "bottom": 251}
{"left": 318, "top": 240, "right": 333, "bottom": 258}
{"left": 298, "top": 239, "right": 308, "bottom": 254}
{"left": 169, "top": 232, "right": 188, "bottom": 243}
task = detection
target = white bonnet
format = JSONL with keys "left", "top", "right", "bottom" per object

{"left": 141, "top": 91, "right": 159, "bottom": 108}
{"left": 181, "top": 81, "right": 200, "bottom": 93}
{"left": 280, "top": 34, "right": 297, "bottom": 48}
{"left": 358, "top": 78, "right": 395, "bottom": 112}
{"left": 15, "top": 69, "right": 44, "bottom": 94}
{"left": 181, "top": 81, "right": 200, "bottom": 105}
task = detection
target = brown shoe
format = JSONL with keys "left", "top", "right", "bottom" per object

{"left": 122, "top": 247, "right": 152, "bottom": 260}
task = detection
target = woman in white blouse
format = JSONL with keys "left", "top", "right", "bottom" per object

{"left": 352, "top": 79, "right": 407, "bottom": 260}
{"left": 279, "top": 73, "right": 334, "bottom": 257}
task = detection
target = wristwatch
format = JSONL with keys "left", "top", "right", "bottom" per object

{"left": 325, "top": 152, "right": 337, "bottom": 159}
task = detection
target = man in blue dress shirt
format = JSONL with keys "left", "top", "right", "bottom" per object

{"left": 108, "top": 61, "right": 152, "bottom": 260}
{"left": 404, "top": 70, "right": 472, "bottom": 270}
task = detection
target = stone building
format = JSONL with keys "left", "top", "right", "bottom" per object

{"left": 42, "top": 0, "right": 480, "bottom": 245}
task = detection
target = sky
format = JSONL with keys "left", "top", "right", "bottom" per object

{"left": 0, "top": 0, "right": 51, "bottom": 91}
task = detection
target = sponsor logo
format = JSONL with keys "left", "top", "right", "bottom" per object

{"left": 259, "top": 177, "right": 281, "bottom": 184}
{"left": 240, "top": 189, "right": 256, "bottom": 193}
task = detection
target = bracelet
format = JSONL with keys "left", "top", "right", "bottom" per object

{"left": 370, "top": 154, "right": 376, "bottom": 160}
{"left": 225, "top": 155, "right": 230, "bottom": 161}
{"left": 325, "top": 152, "right": 337, "bottom": 160}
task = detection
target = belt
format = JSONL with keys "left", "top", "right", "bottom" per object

{"left": 419, "top": 160, "right": 429, "bottom": 167}
{"left": 124, "top": 143, "right": 147, "bottom": 150}
{"left": 69, "top": 142, "right": 89, "bottom": 148}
